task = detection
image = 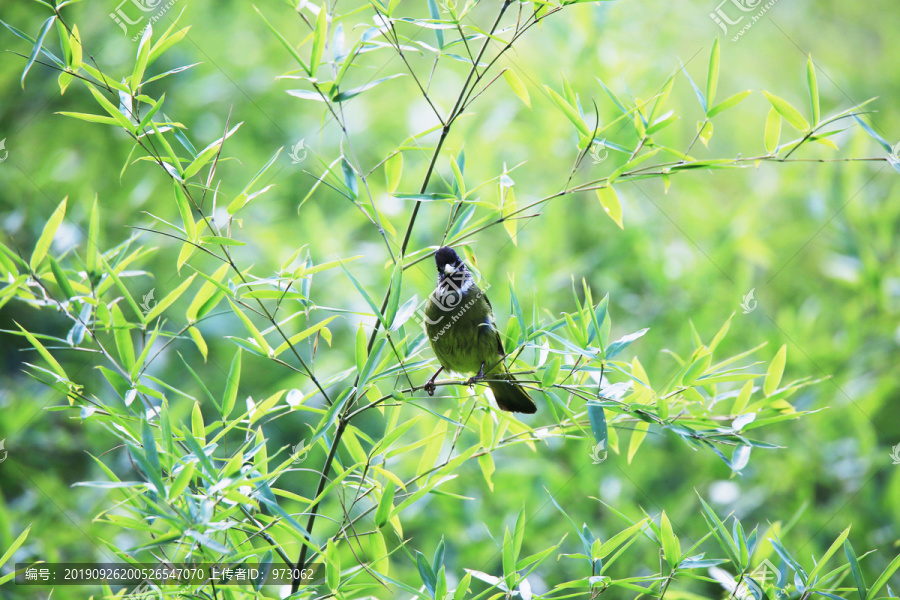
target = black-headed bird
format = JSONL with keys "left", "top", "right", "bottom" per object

{"left": 423, "top": 246, "right": 537, "bottom": 414}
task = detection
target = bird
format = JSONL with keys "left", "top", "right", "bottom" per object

{"left": 422, "top": 246, "right": 537, "bottom": 414}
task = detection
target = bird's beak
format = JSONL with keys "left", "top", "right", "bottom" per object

{"left": 443, "top": 264, "right": 456, "bottom": 275}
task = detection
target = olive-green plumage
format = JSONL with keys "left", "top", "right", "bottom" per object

{"left": 423, "top": 247, "right": 536, "bottom": 414}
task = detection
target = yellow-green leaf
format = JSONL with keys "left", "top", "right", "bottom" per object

{"left": 15, "top": 322, "right": 67, "bottom": 380}
{"left": 273, "top": 316, "right": 339, "bottom": 357}
{"left": 478, "top": 453, "right": 495, "bottom": 492}
{"left": 503, "top": 69, "right": 531, "bottom": 108}
{"left": 30, "top": 196, "right": 67, "bottom": 272}
{"left": 627, "top": 421, "right": 649, "bottom": 464}
{"left": 145, "top": 274, "right": 196, "bottom": 322}
{"left": 191, "top": 401, "right": 205, "bottom": 443}
{"left": 596, "top": 186, "right": 623, "bottom": 229}
{"left": 228, "top": 298, "right": 270, "bottom": 355}
{"left": 807, "top": 55, "right": 819, "bottom": 126}
{"left": 187, "top": 326, "right": 207, "bottom": 361}
{"left": 385, "top": 152, "right": 402, "bottom": 193}
{"left": 762, "top": 90, "right": 810, "bottom": 131}
{"left": 697, "top": 120, "right": 714, "bottom": 147}
{"left": 706, "top": 37, "right": 720, "bottom": 107}
{"left": 764, "top": 344, "right": 786, "bottom": 396}
{"left": 764, "top": 106, "right": 781, "bottom": 154}
{"left": 168, "top": 462, "right": 195, "bottom": 499}
{"left": 311, "top": 5, "right": 327, "bottom": 72}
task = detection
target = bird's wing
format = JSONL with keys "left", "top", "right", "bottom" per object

{"left": 481, "top": 292, "right": 506, "bottom": 356}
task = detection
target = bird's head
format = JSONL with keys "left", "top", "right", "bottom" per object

{"left": 434, "top": 246, "right": 464, "bottom": 275}
{"left": 435, "top": 246, "right": 465, "bottom": 276}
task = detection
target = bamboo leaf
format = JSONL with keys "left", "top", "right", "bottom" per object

{"left": 144, "top": 274, "right": 196, "bottom": 322}
{"left": 706, "top": 37, "right": 720, "bottom": 108}
{"left": 21, "top": 16, "right": 55, "bottom": 89}
{"left": 762, "top": 90, "right": 810, "bottom": 131}
{"left": 764, "top": 344, "right": 786, "bottom": 396}
{"left": 30, "top": 196, "right": 67, "bottom": 272}
{"left": 764, "top": 106, "right": 781, "bottom": 154}
{"left": 596, "top": 186, "right": 623, "bottom": 229}
{"left": 503, "top": 69, "right": 531, "bottom": 108}
{"left": 807, "top": 55, "right": 820, "bottom": 126}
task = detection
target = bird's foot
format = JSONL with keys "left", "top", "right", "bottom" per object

{"left": 466, "top": 363, "right": 486, "bottom": 386}
{"left": 424, "top": 367, "right": 444, "bottom": 396}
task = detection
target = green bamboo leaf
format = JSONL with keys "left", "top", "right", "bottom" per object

{"left": 69, "top": 25, "right": 82, "bottom": 69}
{"left": 326, "top": 539, "right": 341, "bottom": 590}
{"left": 253, "top": 5, "right": 311, "bottom": 75}
{"left": 385, "top": 152, "right": 403, "bottom": 193}
{"left": 131, "top": 24, "right": 152, "bottom": 90}
{"left": 659, "top": 511, "right": 680, "bottom": 569}
{"left": 867, "top": 551, "right": 900, "bottom": 600}
{"left": 222, "top": 348, "right": 241, "bottom": 418}
{"left": 150, "top": 121, "right": 182, "bottom": 177}
{"left": 228, "top": 298, "right": 271, "bottom": 355}
{"left": 173, "top": 183, "right": 197, "bottom": 241}
{"left": 844, "top": 539, "right": 867, "bottom": 600}
{"left": 0, "top": 525, "right": 31, "bottom": 572}
{"left": 182, "top": 122, "right": 242, "bottom": 180}
{"left": 55, "top": 112, "right": 120, "bottom": 126}
{"left": 596, "top": 186, "right": 623, "bottom": 229}
{"left": 503, "top": 69, "right": 531, "bottom": 108}
{"left": 764, "top": 344, "right": 786, "bottom": 396}
{"left": 311, "top": 5, "right": 327, "bottom": 72}
{"left": 807, "top": 55, "right": 820, "bottom": 126}
{"left": 764, "top": 106, "right": 781, "bottom": 154}
{"left": 86, "top": 195, "right": 101, "bottom": 275}
{"left": 100, "top": 255, "right": 144, "bottom": 322}
{"left": 762, "top": 90, "right": 810, "bottom": 131}
{"left": 21, "top": 16, "right": 55, "bottom": 89}
{"left": 707, "top": 90, "right": 751, "bottom": 118}
{"left": 86, "top": 84, "right": 135, "bottom": 132}
{"left": 186, "top": 263, "right": 229, "bottom": 322}
{"left": 144, "top": 274, "right": 196, "bottom": 322}
{"left": 852, "top": 115, "right": 892, "bottom": 153}
{"left": 273, "top": 316, "right": 339, "bottom": 357}
{"left": 48, "top": 256, "right": 75, "bottom": 300}
{"left": 15, "top": 322, "right": 67, "bottom": 380}
{"left": 375, "top": 480, "right": 395, "bottom": 528}
{"left": 808, "top": 526, "right": 851, "bottom": 581}
{"left": 706, "top": 37, "right": 720, "bottom": 108}
{"left": 627, "top": 421, "right": 649, "bottom": 464}
{"left": 111, "top": 304, "right": 136, "bottom": 373}
{"left": 427, "top": 0, "right": 444, "bottom": 48}
{"left": 340, "top": 263, "right": 388, "bottom": 327}
{"left": 30, "top": 196, "right": 67, "bottom": 272}
{"left": 167, "top": 461, "right": 195, "bottom": 500}
{"left": 544, "top": 86, "right": 589, "bottom": 136}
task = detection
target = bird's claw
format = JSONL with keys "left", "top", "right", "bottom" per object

{"left": 467, "top": 364, "right": 486, "bottom": 386}
{"left": 424, "top": 380, "right": 436, "bottom": 396}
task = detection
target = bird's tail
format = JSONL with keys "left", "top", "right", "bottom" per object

{"left": 488, "top": 372, "right": 537, "bottom": 414}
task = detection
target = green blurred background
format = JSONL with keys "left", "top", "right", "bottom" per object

{"left": 1, "top": 0, "right": 898, "bottom": 597}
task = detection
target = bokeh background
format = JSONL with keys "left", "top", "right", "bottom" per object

{"left": 1, "top": 0, "right": 898, "bottom": 598}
